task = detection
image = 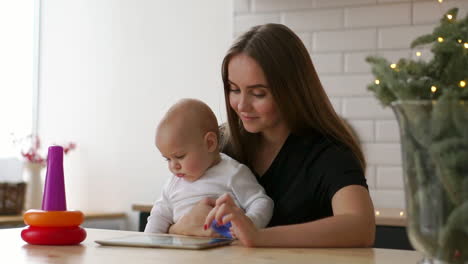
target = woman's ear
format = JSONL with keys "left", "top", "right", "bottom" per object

{"left": 204, "top": 132, "right": 218, "bottom": 152}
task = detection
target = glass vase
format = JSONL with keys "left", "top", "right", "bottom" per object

{"left": 391, "top": 100, "right": 468, "bottom": 264}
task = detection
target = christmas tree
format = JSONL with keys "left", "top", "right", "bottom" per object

{"left": 366, "top": 7, "right": 468, "bottom": 105}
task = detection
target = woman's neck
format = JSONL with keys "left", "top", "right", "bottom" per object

{"left": 252, "top": 124, "right": 290, "bottom": 177}
{"left": 260, "top": 123, "right": 290, "bottom": 148}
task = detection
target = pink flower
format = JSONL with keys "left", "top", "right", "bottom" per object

{"left": 17, "top": 135, "right": 76, "bottom": 165}
{"left": 63, "top": 142, "right": 76, "bottom": 154}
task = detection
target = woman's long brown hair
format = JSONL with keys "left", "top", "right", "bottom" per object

{"left": 221, "top": 23, "right": 366, "bottom": 171}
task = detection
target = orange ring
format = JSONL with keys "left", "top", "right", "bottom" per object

{"left": 23, "top": 209, "right": 84, "bottom": 227}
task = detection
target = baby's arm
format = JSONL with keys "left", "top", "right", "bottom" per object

{"left": 144, "top": 181, "right": 174, "bottom": 233}
{"left": 230, "top": 165, "right": 274, "bottom": 228}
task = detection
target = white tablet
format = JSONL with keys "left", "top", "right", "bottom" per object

{"left": 95, "top": 234, "right": 234, "bottom": 250}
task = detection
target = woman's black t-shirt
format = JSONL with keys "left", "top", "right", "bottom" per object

{"left": 257, "top": 132, "right": 368, "bottom": 227}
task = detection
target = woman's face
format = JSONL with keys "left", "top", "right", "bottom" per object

{"left": 227, "top": 54, "right": 283, "bottom": 135}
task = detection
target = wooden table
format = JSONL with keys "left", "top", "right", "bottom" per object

{"left": 0, "top": 228, "right": 422, "bottom": 264}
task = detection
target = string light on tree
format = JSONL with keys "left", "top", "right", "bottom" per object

{"left": 438, "top": 0, "right": 443, "bottom": 2}
{"left": 366, "top": 6, "right": 467, "bottom": 105}
{"left": 446, "top": 14, "right": 453, "bottom": 20}
{"left": 375, "top": 79, "right": 380, "bottom": 85}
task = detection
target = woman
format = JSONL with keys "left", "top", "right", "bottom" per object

{"left": 171, "top": 23, "right": 375, "bottom": 247}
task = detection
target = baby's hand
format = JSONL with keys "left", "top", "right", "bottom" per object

{"left": 204, "top": 193, "right": 260, "bottom": 247}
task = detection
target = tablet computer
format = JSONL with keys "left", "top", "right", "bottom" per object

{"left": 95, "top": 234, "right": 234, "bottom": 250}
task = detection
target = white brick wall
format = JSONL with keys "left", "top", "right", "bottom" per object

{"left": 311, "top": 53, "right": 343, "bottom": 73}
{"left": 375, "top": 120, "right": 400, "bottom": 142}
{"left": 344, "top": 51, "right": 375, "bottom": 73}
{"left": 313, "top": 29, "right": 377, "bottom": 51}
{"left": 233, "top": 0, "right": 468, "bottom": 210}
{"left": 283, "top": 9, "right": 344, "bottom": 32}
{"left": 378, "top": 25, "right": 435, "bottom": 49}
{"left": 377, "top": 166, "right": 404, "bottom": 189}
{"left": 413, "top": 0, "right": 468, "bottom": 24}
{"left": 345, "top": 4, "right": 412, "bottom": 28}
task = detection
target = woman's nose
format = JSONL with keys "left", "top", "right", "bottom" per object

{"left": 237, "top": 94, "right": 250, "bottom": 112}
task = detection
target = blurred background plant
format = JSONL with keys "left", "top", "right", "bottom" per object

{"left": 366, "top": 7, "right": 468, "bottom": 264}
{"left": 366, "top": 7, "right": 468, "bottom": 106}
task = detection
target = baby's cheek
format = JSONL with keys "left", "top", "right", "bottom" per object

{"left": 187, "top": 159, "right": 204, "bottom": 175}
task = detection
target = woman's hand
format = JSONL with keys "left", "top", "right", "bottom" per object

{"left": 168, "top": 198, "right": 220, "bottom": 237}
{"left": 204, "top": 193, "right": 261, "bottom": 247}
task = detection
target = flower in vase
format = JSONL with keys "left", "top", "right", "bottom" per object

{"left": 15, "top": 135, "right": 76, "bottom": 166}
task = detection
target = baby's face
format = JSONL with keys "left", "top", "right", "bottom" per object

{"left": 156, "top": 128, "right": 213, "bottom": 182}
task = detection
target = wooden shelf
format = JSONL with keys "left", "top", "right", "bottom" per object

{"left": 131, "top": 203, "right": 152, "bottom": 213}
{"left": 374, "top": 208, "right": 407, "bottom": 227}
{"left": 0, "top": 212, "right": 126, "bottom": 226}
{"left": 132, "top": 203, "right": 407, "bottom": 227}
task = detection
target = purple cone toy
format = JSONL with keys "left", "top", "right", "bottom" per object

{"left": 41, "top": 146, "right": 67, "bottom": 211}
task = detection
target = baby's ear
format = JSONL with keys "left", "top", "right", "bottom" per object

{"left": 204, "top": 131, "right": 218, "bottom": 152}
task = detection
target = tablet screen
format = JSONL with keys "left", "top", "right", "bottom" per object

{"left": 95, "top": 234, "right": 234, "bottom": 250}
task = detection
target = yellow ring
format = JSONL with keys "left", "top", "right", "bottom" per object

{"left": 23, "top": 209, "right": 84, "bottom": 227}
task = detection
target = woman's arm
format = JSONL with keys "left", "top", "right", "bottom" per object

{"left": 205, "top": 185, "right": 375, "bottom": 247}
{"left": 256, "top": 185, "right": 375, "bottom": 247}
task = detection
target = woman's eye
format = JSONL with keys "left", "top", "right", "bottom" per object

{"left": 253, "top": 93, "right": 266, "bottom": 98}
{"left": 229, "top": 87, "right": 240, "bottom": 93}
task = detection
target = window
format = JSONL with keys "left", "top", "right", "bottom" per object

{"left": 0, "top": 0, "right": 38, "bottom": 158}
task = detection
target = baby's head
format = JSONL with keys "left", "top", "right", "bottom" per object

{"left": 156, "top": 99, "right": 220, "bottom": 182}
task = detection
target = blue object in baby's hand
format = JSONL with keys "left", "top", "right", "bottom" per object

{"left": 210, "top": 219, "right": 232, "bottom": 238}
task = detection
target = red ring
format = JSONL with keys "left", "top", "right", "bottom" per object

{"left": 21, "top": 226, "right": 87, "bottom": 245}
{"left": 23, "top": 209, "right": 84, "bottom": 227}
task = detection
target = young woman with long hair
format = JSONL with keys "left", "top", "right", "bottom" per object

{"left": 171, "top": 23, "right": 375, "bottom": 247}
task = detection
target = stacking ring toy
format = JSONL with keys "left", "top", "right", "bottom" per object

{"left": 23, "top": 210, "right": 84, "bottom": 227}
{"left": 21, "top": 226, "right": 87, "bottom": 245}
{"left": 21, "top": 146, "right": 87, "bottom": 245}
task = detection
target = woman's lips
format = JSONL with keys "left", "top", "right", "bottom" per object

{"left": 240, "top": 115, "right": 258, "bottom": 121}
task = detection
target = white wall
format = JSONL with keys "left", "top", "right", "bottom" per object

{"left": 233, "top": 0, "right": 468, "bottom": 209}
{"left": 38, "top": 0, "right": 233, "bottom": 230}
{"left": 0, "top": 1, "right": 34, "bottom": 157}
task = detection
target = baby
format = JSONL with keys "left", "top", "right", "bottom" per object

{"left": 144, "top": 98, "right": 273, "bottom": 235}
